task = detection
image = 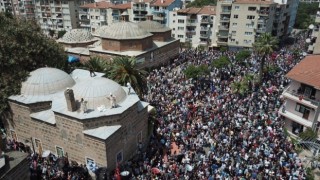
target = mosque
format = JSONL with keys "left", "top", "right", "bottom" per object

{"left": 58, "top": 13, "right": 180, "bottom": 68}
{"left": 6, "top": 67, "right": 149, "bottom": 170}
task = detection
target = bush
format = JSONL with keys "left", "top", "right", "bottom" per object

{"left": 58, "top": 30, "right": 67, "bottom": 39}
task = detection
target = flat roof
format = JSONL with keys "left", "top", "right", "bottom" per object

{"left": 83, "top": 125, "right": 121, "bottom": 139}
{"left": 30, "top": 110, "right": 56, "bottom": 125}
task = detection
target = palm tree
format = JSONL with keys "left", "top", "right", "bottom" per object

{"left": 253, "top": 33, "right": 278, "bottom": 84}
{"left": 83, "top": 56, "right": 109, "bottom": 73}
{"left": 106, "top": 56, "right": 148, "bottom": 98}
{"left": 231, "top": 80, "right": 249, "bottom": 95}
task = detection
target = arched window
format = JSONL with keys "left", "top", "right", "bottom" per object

{"left": 76, "top": 134, "right": 82, "bottom": 145}
{"left": 61, "top": 129, "right": 68, "bottom": 140}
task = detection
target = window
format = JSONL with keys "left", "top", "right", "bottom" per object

{"left": 172, "top": 34, "right": 175, "bottom": 38}
{"left": 232, "top": 23, "right": 237, "bottom": 27}
{"left": 137, "top": 131, "right": 142, "bottom": 143}
{"left": 233, "top": 15, "right": 238, "bottom": 19}
{"left": 246, "top": 23, "right": 254, "bottom": 28}
{"left": 295, "top": 103, "right": 308, "bottom": 113}
{"left": 248, "top": 7, "right": 256, "bottom": 11}
{"left": 95, "top": 16, "right": 99, "bottom": 20}
{"left": 247, "top": 15, "right": 255, "bottom": 20}
{"left": 178, "top": 27, "right": 184, "bottom": 30}
{"left": 173, "top": 28, "right": 175, "bottom": 30}
{"left": 178, "top": 19, "right": 184, "bottom": 23}
{"left": 232, "top": 31, "right": 236, "bottom": 35}
{"left": 116, "top": 150, "right": 123, "bottom": 163}
{"left": 173, "top": 14, "right": 176, "bottom": 16}
{"left": 230, "top": 39, "right": 235, "bottom": 42}
{"left": 56, "top": 146, "right": 64, "bottom": 157}
{"left": 244, "top": 32, "right": 253, "bottom": 36}
{"left": 95, "top": 9, "right": 99, "bottom": 12}
{"left": 177, "top": 35, "right": 184, "bottom": 38}
{"left": 86, "top": 157, "right": 95, "bottom": 166}
{"left": 90, "top": 15, "right": 94, "bottom": 19}
{"left": 234, "top": 6, "right": 239, "bottom": 10}
{"left": 244, "top": 40, "right": 252, "bottom": 44}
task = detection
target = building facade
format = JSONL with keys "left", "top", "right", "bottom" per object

{"left": 279, "top": 55, "right": 320, "bottom": 136}
{"left": 6, "top": 68, "right": 149, "bottom": 170}
{"left": 307, "top": 3, "right": 320, "bottom": 54}
{"left": 150, "top": 0, "right": 182, "bottom": 26}
{"left": 169, "top": 6, "right": 216, "bottom": 48}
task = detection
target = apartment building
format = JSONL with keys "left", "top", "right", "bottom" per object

{"left": 150, "top": 0, "right": 182, "bottom": 25}
{"left": 33, "top": 0, "right": 91, "bottom": 35}
{"left": 214, "top": 0, "right": 298, "bottom": 49}
{"left": 17, "top": 0, "right": 36, "bottom": 19}
{"left": 79, "top": 1, "right": 131, "bottom": 32}
{"left": 279, "top": 55, "right": 320, "bottom": 135}
{"left": 0, "top": 0, "right": 14, "bottom": 14}
{"left": 131, "top": 0, "right": 152, "bottom": 22}
{"left": 169, "top": 6, "right": 216, "bottom": 48}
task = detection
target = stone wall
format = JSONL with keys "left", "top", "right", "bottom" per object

{"left": 152, "top": 31, "right": 172, "bottom": 42}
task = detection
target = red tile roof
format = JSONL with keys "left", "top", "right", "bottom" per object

{"left": 177, "top": 6, "right": 216, "bottom": 15}
{"left": 233, "top": 0, "right": 276, "bottom": 4}
{"left": 151, "top": 0, "right": 175, "bottom": 7}
{"left": 286, "top": 55, "right": 320, "bottom": 89}
{"left": 112, "top": 3, "right": 131, "bottom": 9}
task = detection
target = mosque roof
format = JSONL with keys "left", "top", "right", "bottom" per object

{"left": 20, "top": 67, "right": 76, "bottom": 96}
{"left": 100, "top": 21, "right": 153, "bottom": 40}
{"left": 138, "top": 20, "right": 171, "bottom": 33}
{"left": 58, "top": 29, "right": 98, "bottom": 44}
{"left": 83, "top": 125, "right": 121, "bottom": 139}
{"left": 91, "top": 25, "right": 109, "bottom": 37}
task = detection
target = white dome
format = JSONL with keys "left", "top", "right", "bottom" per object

{"left": 92, "top": 25, "right": 108, "bottom": 37}
{"left": 72, "top": 77, "right": 127, "bottom": 109}
{"left": 21, "top": 68, "right": 76, "bottom": 96}
{"left": 60, "top": 29, "right": 95, "bottom": 43}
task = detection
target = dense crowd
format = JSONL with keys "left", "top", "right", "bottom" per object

{"left": 112, "top": 32, "right": 310, "bottom": 179}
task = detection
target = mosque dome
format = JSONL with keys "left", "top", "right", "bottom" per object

{"left": 21, "top": 68, "right": 76, "bottom": 96}
{"left": 137, "top": 20, "right": 171, "bottom": 33}
{"left": 92, "top": 25, "right": 109, "bottom": 37}
{"left": 100, "top": 21, "right": 153, "bottom": 40}
{"left": 72, "top": 77, "right": 127, "bottom": 109}
{"left": 60, "top": 29, "right": 95, "bottom": 43}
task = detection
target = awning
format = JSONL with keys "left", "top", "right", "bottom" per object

{"left": 68, "top": 55, "right": 80, "bottom": 63}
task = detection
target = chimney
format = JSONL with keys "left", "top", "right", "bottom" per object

{"left": 94, "top": 2, "right": 97, "bottom": 7}
{"left": 120, "top": 11, "right": 129, "bottom": 22}
{"left": 146, "top": 14, "right": 153, "bottom": 20}
{"left": 64, "top": 88, "right": 77, "bottom": 112}
{"left": 161, "top": 0, "right": 164, "bottom": 3}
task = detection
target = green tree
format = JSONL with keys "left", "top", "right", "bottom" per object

{"left": 83, "top": 56, "right": 109, "bottom": 73}
{"left": 235, "top": 50, "right": 251, "bottom": 62}
{"left": 106, "top": 56, "right": 148, "bottom": 98}
{"left": 294, "top": 2, "right": 318, "bottom": 29}
{"left": 253, "top": 33, "right": 278, "bottom": 84}
{"left": 186, "top": 0, "right": 216, "bottom": 8}
{"left": 211, "top": 56, "right": 230, "bottom": 69}
{"left": 183, "top": 64, "right": 210, "bottom": 79}
{"left": 0, "top": 13, "right": 67, "bottom": 119}
{"left": 231, "top": 81, "right": 248, "bottom": 95}
{"left": 58, "top": 30, "right": 67, "bottom": 39}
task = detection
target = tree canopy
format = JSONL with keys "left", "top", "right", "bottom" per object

{"left": 235, "top": 50, "right": 251, "bottom": 62}
{"left": 186, "top": 0, "right": 216, "bottom": 8}
{"left": 294, "top": 2, "right": 318, "bottom": 29}
{"left": 211, "top": 56, "right": 230, "bottom": 69}
{"left": 183, "top": 64, "right": 210, "bottom": 79}
{"left": 0, "top": 13, "right": 67, "bottom": 118}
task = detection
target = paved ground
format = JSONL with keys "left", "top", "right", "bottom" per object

{"left": 299, "top": 150, "right": 320, "bottom": 179}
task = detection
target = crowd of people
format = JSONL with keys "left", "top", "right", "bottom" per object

{"left": 111, "top": 31, "right": 310, "bottom": 180}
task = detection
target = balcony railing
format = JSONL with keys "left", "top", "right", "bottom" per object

{"left": 220, "top": 17, "right": 230, "bottom": 22}
{"left": 201, "top": 19, "right": 211, "bottom": 23}
{"left": 133, "top": 6, "right": 146, "bottom": 11}
{"left": 186, "top": 21, "right": 197, "bottom": 26}
{"left": 200, "top": 34, "right": 209, "bottom": 38}
{"left": 186, "top": 31, "right": 196, "bottom": 35}
{"left": 220, "top": 9, "right": 231, "bottom": 14}
{"left": 218, "top": 25, "right": 229, "bottom": 30}
{"left": 256, "top": 28, "right": 266, "bottom": 33}
{"left": 283, "top": 88, "right": 320, "bottom": 108}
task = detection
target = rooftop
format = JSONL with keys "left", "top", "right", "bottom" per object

{"left": 58, "top": 29, "right": 98, "bottom": 44}
{"left": 233, "top": 0, "right": 276, "bottom": 4}
{"left": 150, "top": 0, "right": 175, "bottom": 7}
{"left": 286, "top": 55, "right": 320, "bottom": 89}
{"left": 83, "top": 125, "right": 121, "bottom": 140}
{"left": 138, "top": 20, "right": 171, "bottom": 33}
{"left": 80, "top": 2, "right": 131, "bottom": 9}
{"left": 176, "top": 6, "right": 216, "bottom": 15}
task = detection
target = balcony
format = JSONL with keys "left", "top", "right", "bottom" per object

{"left": 258, "top": 19, "right": 266, "bottom": 24}
{"left": 218, "top": 25, "right": 229, "bottom": 30}
{"left": 256, "top": 28, "right": 266, "bottom": 33}
{"left": 217, "top": 33, "right": 228, "bottom": 38}
{"left": 200, "top": 34, "right": 209, "bottom": 38}
{"left": 220, "top": 9, "right": 231, "bottom": 14}
{"left": 186, "top": 30, "right": 196, "bottom": 35}
{"left": 186, "top": 21, "right": 197, "bottom": 26}
{"left": 220, "top": 17, "right": 230, "bottom": 22}
{"left": 153, "top": 16, "right": 164, "bottom": 20}
{"left": 133, "top": 6, "right": 146, "bottom": 11}
{"left": 278, "top": 107, "right": 313, "bottom": 128}
{"left": 80, "top": 23, "right": 90, "bottom": 28}
{"left": 257, "top": 10, "right": 269, "bottom": 16}
{"left": 200, "top": 27, "right": 209, "bottom": 31}
{"left": 201, "top": 19, "right": 212, "bottom": 24}
{"left": 217, "top": 40, "right": 228, "bottom": 45}
{"left": 282, "top": 87, "right": 319, "bottom": 110}
{"left": 199, "top": 41, "right": 208, "bottom": 45}
{"left": 153, "top": 9, "right": 165, "bottom": 14}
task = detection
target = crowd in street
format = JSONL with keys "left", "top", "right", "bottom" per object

{"left": 112, "top": 31, "right": 310, "bottom": 179}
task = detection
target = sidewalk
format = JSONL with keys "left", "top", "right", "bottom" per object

{"left": 298, "top": 150, "right": 320, "bottom": 179}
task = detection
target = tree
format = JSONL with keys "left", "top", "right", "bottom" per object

{"left": 0, "top": 13, "right": 67, "bottom": 119}
{"left": 211, "top": 56, "right": 230, "bottom": 69}
{"left": 253, "top": 33, "right": 278, "bottom": 84}
{"left": 186, "top": 0, "right": 216, "bottom": 8}
{"left": 183, "top": 64, "right": 210, "bottom": 79}
{"left": 235, "top": 50, "right": 251, "bottom": 62}
{"left": 58, "top": 30, "right": 67, "bottom": 39}
{"left": 83, "top": 56, "right": 109, "bottom": 73}
{"left": 294, "top": 2, "right": 318, "bottom": 29}
{"left": 106, "top": 56, "right": 148, "bottom": 98}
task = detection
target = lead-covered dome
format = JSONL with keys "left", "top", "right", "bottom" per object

{"left": 59, "top": 29, "right": 96, "bottom": 43}
{"left": 72, "top": 77, "right": 127, "bottom": 109}
{"left": 138, "top": 20, "right": 171, "bottom": 33}
{"left": 92, "top": 25, "right": 109, "bottom": 37}
{"left": 100, "top": 21, "right": 153, "bottom": 40}
{"left": 21, "top": 68, "right": 76, "bottom": 96}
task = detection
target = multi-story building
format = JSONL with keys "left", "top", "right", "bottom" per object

{"left": 0, "top": 0, "right": 13, "bottom": 14}
{"left": 17, "top": 0, "right": 35, "bottom": 19}
{"left": 279, "top": 55, "right": 320, "bottom": 136}
{"left": 213, "top": 0, "right": 298, "bottom": 49}
{"left": 150, "top": 0, "right": 182, "bottom": 25}
{"left": 307, "top": 3, "right": 320, "bottom": 54}
{"left": 33, "top": 0, "right": 91, "bottom": 35}
{"left": 79, "top": 1, "right": 132, "bottom": 32}
{"left": 131, "top": 0, "right": 152, "bottom": 22}
{"left": 169, "top": 6, "right": 216, "bottom": 48}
